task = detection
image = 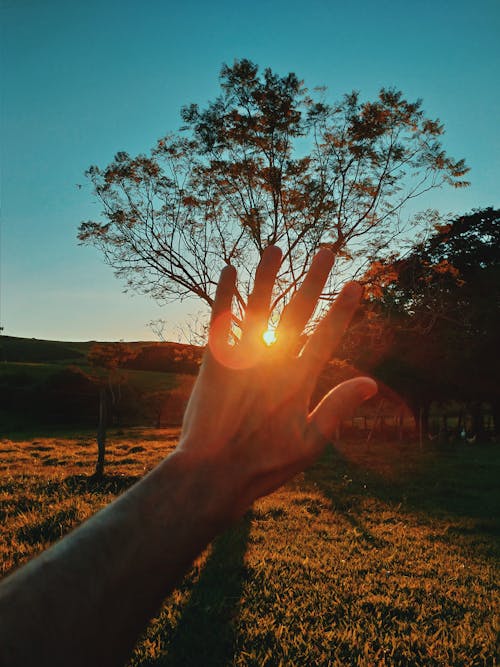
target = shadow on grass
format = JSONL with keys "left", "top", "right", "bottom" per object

{"left": 62, "top": 473, "right": 140, "bottom": 495}
{"left": 306, "top": 442, "right": 500, "bottom": 536}
{"left": 0, "top": 474, "right": 139, "bottom": 499}
{"left": 303, "top": 464, "right": 387, "bottom": 549}
{"left": 146, "top": 513, "right": 251, "bottom": 666}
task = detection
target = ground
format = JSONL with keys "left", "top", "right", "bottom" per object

{"left": 0, "top": 429, "right": 498, "bottom": 666}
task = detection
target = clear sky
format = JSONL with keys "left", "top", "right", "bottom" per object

{"left": 1, "top": 0, "right": 499, "bottom": 342}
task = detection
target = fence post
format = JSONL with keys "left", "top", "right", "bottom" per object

{"left": 419, "top": 407, "right": 423, "bottom": 451}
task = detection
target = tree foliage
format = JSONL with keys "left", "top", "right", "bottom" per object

{"left": 88, "top": 342, "right": 137, "bottom": 372}
{"left": 354, "top": 207, "right": 500, "bottom": 431}
{"left": 79, "top": 59, "right": 468, "bottom": 327}
{"left": 87, "top": 342, "right": 137, "bottom": 411}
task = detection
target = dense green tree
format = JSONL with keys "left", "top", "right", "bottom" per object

{"left": 79, "top": 59, "right": 467, "bottom": 330}
{"left": 353, "top": 207, "right": 500, "bottom": 436}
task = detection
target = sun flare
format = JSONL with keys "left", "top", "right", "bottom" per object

{"left": 262, "top": 329, "right": 277, "bottom": 346}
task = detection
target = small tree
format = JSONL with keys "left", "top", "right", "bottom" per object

{"left": 79, "top": 59, "right": 468, "bottom": 331}
{"left": 144, "top": 376, "right": 195, "bottom": 428}
{"left": 88, "top": 342, "right": 137, "bottom": 477}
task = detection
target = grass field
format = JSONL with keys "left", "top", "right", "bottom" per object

{"left": 0, "top": 430, "right": 498, "bottom": 666}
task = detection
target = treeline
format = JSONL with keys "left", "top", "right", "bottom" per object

{"left": 124, "top": 343, "right": 203, "bottom": 374}
{"left": 345, "top": 207, "right": 500, "bottom": 439}
{"left": 0, "top": 339, "right": 201, "bottom": 431}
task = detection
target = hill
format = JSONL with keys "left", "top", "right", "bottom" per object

{"left": 0, "top": 336, "right": 201, "bottom": 432}
{"left": 0, "top": 336, "right": 91, "bottom": 363}
{"left": 0, "top": 335, "right": 203, "bottom": 370}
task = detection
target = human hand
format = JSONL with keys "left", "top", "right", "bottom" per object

{"left": 177, "top": 246, "right": 377, "bottom": 520}
{"left": 0, "top": 246, "right": 377, "bottom": 667}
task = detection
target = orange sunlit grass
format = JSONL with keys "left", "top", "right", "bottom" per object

{"left": 0, "top": 431, "right": 497, "bottom": 665}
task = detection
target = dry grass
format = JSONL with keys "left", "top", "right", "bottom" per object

{"left": 0, "top": 431, "right": 498, "bottom": 666}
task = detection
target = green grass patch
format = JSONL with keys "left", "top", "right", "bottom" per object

{"left": 0, "top": 361, "right": 65, "bottom": 383}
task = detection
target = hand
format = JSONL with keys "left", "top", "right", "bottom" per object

{"left": 178, "top": 246, "right": 377, "bottom": 520}
{"left": 0, "top": 246, "right": 376, "bottom": 667}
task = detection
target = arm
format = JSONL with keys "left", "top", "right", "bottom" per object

{"left": 0, "top": 246, "right": 376, "bottom": 666}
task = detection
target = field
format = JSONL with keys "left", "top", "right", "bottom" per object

{"left": 0, "top": 430, "right": 498, "bottom": 666}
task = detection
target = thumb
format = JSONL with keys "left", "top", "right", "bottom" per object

{"left": 306, "top": 377, "right": 377, "bottom": 447}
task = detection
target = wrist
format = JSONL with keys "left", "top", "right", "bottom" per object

{"left": 153, "top": 447, "right": 241, "bottom": 536}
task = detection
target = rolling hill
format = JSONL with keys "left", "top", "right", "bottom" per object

{"left": 0, "top": 336, "right": 201, "bottom": 432}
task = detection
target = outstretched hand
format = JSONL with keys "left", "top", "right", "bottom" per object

{"left": 0, "top": 245, "right": 378, "bottom": 667}
{"left": 178, "top": 246, "right": 377, "bottom": 519}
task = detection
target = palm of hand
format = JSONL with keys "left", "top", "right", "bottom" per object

{"left": 178, "top": 246, "right": 376, "bottom": 514}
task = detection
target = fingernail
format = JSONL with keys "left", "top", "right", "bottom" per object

{"left": 356, "top": 378, "right": 378, "bottom": 401}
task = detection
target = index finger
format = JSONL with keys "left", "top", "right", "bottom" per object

{"left": 209, "top": 264, "right": 237, "bottom": 346}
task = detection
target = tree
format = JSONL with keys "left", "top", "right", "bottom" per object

{"left": 87, "top": 342, "right": 137, "bottom": 477}
{"left": 354, "top": 207, "right": 500, "bottom": 437}
{"left": 79, "top": 59, "right": 468, "bottom": 331}
{"left": 142, "top": 375, "right": 196, "bottom": 428}
{"left": 125, "top": 342, "right": 202, "bottom": 374}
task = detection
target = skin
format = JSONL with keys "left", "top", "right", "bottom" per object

{"left": 0, "top": 246, "right": 377, "bottom": 666}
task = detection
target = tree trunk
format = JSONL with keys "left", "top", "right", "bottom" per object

{"left": 457, "top": 408, "right": 464, "bottom": 438}
{"left": 470, "top": 401, "right": 485, "bottom": 440}
{"left": 398, "top": 409, "right": 404, "bottom": 443}
{"left": 415, "top": 401, "right": 430, "bottom": 447}
{"left": 156, "top": 405, "right": 163, "bottom": 429}
{"left": 418, "top": 407, "right": 423, "bottom": 451}
{"left": 115, "top": 381, "right": 122, "bottom": 427}
{"left": 367, "top": 399, "right": 384, "bottom": 446}
{"left": 491, "top": 399, "right": 500, "bottom": 440}
{"left": 440, "top": 414, "right": 449, "bottom": 445}
{"left": 422, "top": 402, "right": 430, "bottom": 438}
{"left": 95, "top": 387, "right": 107, "bottom": 478}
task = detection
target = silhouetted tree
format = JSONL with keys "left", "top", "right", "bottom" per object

{"left": 142, "top": 375, "right": 195, "bottom": 428}
{"left": 353, "top": 207, "right": 500, "bottom": 437}
{"left": 79, "top": 59, "right": 468, "bottom": 331}
{"left": 124, "top": 342, "right": 202, "bottom": 374}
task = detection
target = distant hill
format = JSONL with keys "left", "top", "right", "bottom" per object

{"left": 0, "top": 336, "right": 202, "bottom": 431}
{"left": 0, "top": 336, "right": 203, "bottom": 372}
{"left": 0, "top": 336, "right": 90, "bottom": 363}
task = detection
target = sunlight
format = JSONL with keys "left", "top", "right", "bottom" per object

{"left": 262, "top": 329, "right": 277, "bottom": 346}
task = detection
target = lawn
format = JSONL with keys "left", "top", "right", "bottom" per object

{"left": 0, "top": 431, "right": 498, "bottom": 666}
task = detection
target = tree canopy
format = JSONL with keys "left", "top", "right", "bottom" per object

{"left": 353, "top": 207, "right": 500, "bottom": 432}
{"left": 79, "top": 58, "right": 468, "bottom": 330}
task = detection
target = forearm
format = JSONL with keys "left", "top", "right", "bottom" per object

{"left": 0, "top": 449, "right": 232, "bottom": 667}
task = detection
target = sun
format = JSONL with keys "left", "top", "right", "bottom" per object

{"left": 262, "top": 329, "right": 277, "bottom": 346}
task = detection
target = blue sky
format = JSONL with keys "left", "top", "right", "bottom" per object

{"left": 1, "top": 0, "right": 499, "bottom": 341}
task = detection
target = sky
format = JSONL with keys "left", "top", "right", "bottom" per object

{"left": 1, "top": 0, "right": 499, "bottom": 342}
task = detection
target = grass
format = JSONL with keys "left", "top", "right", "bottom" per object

{"left": 0, "top": 431, "right": 498, "bottom": 666}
